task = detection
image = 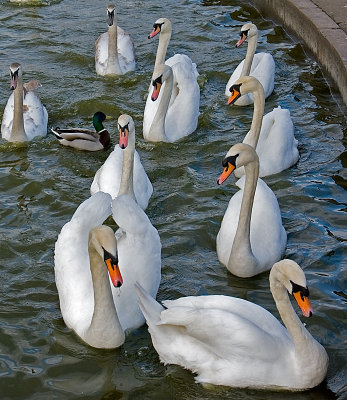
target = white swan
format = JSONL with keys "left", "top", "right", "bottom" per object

{"left": 136, "top": 259, "right": 329, "bottom": 390}
{"left": 225, "top": 23, "right": 275, "bottom": 106}
{"left": 95, "top": 4, "right": 135, "bottom": 76}
{"left": 91, "top": 114, "right": 153, "bottom": 210}
{"left": 54, "top": 191, "right": 161, "bottom": 347}
{"left": 1, "top": 63, "right": 48, "bottom": 142}
{"left": 143, "top": 63, "right": 200, "bottom": 142}
{"left": 216, "top": 143, "right": 286, "bottom": 277}
{"left": 54, "top": 192, "right": 125, "bottom": 348}
{"left": 51, "top": 111, "right": 111, "bottom": 151}
{"left": 227, "top": 76, "right": 299, "bottom": 177}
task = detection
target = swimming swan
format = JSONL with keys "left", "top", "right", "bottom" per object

{"left": 95, "top": 4, "right": 135, "bottom": 75}
{"left": 51, "top": 112, "right": 110, "bottom": 151}
{"left": 1, "top": 63, "right": 48, "bottom": 142}
{"left": 143, "top": 63, "right": 199, "bottom": 142}
{"left": 91, "top": 114, "right": 153, "bottom": 209}
{"left": 227, "top": 76, "right": 298, "bottom": 177}
{"left": 225, "top": 23, "right": 275, "bottom": 106}
{"left": 136, "top": 259, "right": 328, "bottom": 390}
{"left": 54, "top": 191, "right": 161, "bottom": 347}
{"left": 216, "top": 143, "right": 286, "bottom": 277}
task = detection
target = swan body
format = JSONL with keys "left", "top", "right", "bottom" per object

{"left": 143, "top": 61, "right": 200, "bottom": 142}
{"left": 51, "top": 112, "right": 110, "bottom": 151}
{"left": 225, "top": 23, "right": 275, "bottom": 106}
{"left": 1, "top": 63, "right": 48, "bottom": 142}
{"left": 216, "top": 143, "right": 286, "bottom": 277}
{"left": 136, "top": 259, "right": 328, "bottom": 390}
{"left": 95, "top": 4, "right": 135, "bottom": 76}
{"left": 91, "top": 114, "right": 153, "bottom": 209}
{"left": 54, "top": 192, "right": 125, "bottom": 348}
{"left": 54, "top": 190, "right": 161, "bottom": 347}
{"left": 228, "top": 76, "right": 299, "bottom": 177}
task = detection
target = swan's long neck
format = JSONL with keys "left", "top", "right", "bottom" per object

{"left": 269, "top": 268, "right": 327, "bottom": 370}
{"left": 118, "top": 132, "right": 136, "bottom": 200}
{"left": 241, "top": 33, "right": 258, "bottom": 77}
{"left": 154, "top": 29, "right": 171, "bottom": 70}
{"left": 11, "top": 77, "right": 27, "bottom": 142}
{"left": 85, "top": 231, "right": 124, "bottom": 348}
{"left": 245, "top": 83, "right": 264, "bottom": 148}
{"left": 107, "top": 23, "right": 122, "bottom": 75}
{"left": 148, "top": 73, "right": 173, "bottom": 142}
{"left": 228, "top": 160, "right": 259, "bottom": 277}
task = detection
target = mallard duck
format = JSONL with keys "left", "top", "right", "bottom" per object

{"left": 51, "top": 112, "right": 110, "bottom": 151}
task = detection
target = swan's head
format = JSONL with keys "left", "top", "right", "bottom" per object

{"left": 217, "top": 143, "right": 258, "bottom": 185}
{"left": 9, "top": 62, "right": 22, "bottom": 90}
{"left": 106, "top": 4, "right": 116, "bottom": 26}
{"left": 270, "top": 260, "right": 313, "bottom": 318}
{"left": 148, "top": 17, "right": 172, "bottom": 39}
{"left": 89, "top": 225, "right": 123, "bottom": 288}
{"left": 236, "top": 22, "right": 258, "bottom": 47}
{"left": 118, "top": 114, "right": 135, "bottom": 149}
{"left": 151, "top": 64, "right": 172, "bottom": 101}
{"left": 227, "top": 76, "right": 264, "bottom": 105}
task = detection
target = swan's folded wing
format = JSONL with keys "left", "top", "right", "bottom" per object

{"left": 112, "top": 195, "right": 156, "bottom": 236}
{"left": 158, "top": 302, "right": 291, "bottom": 362}
{"left": 117, "top": 27, "right": 136, "bottom": 69}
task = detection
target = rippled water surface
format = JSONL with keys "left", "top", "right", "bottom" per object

{"left": 0, "top": 0, "right": 346, "bottom": 399}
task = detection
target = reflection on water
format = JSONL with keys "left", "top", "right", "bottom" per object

{"left": 0, "top": 0, "right": 346, "bottom": 399}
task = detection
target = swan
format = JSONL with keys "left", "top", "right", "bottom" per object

{"left": 216, "top": 143, "right": 286, "bottom": 277}
{"left": 225, "top": 23, "right": 275, "bottom": 106}
{"left": 227, "top": 76, "right": 299, "bottom": 177}
{"left": 51, "top": 112, "right": 110, "bottom": 151}
{"left": 54, "top": 191, "right": 161, "bottom": 347}
{"left": 136, "top": 259, "right": 329, "bottom": 390}
{"left": 1, "top": 63, "right": 48, "bottom": 142}
{"left": 143, "top": 63, "right": 200, "bottom": 142}
{"left": 91, "top": 114, "right": 153, "bottom": 209}
{"left": 95, "top": 4, "right": 135, "bottom": 76}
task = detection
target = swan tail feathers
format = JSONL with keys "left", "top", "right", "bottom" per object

{"left": 135, "top": 282, "right": 164, "bottom": 326}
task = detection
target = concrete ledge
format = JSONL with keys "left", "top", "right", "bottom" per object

{"left": 253, "top": 0, "right": 347, "bottom": 106}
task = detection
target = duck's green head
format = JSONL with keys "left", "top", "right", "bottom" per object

{"left": 93, "top": 111, "right": 107, "bottom": 132}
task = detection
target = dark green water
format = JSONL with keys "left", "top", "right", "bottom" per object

{"left": 0, "top": 0, "right": 346, "bottom": 399}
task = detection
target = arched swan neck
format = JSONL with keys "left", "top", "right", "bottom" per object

{"left": 11, "top": 78, "right": 27, "bottom": 142}
{"left": 241, "top": 33, "right": 258, "bottom": 77}
{"left": 107, "top": 22, "right": 122, "bottom": 74}
{"left": 228, "top": 160, "right": 259, "bottom": 276}
{"left": 86, "top": 229, "right": 124, "bottom": 348}
{"left": 247, "top": 84, "right": 265, "bottom": 148}
{"left": 118, "top": 132, "right": 136, "bottom": 200}
{"left": 270, "top": 268, "right": 314, "bottom": 354}
{"left": 148, "top": 71, "right": 173, "bottom": 142}
{"left": 155, "top": 29, "right": 171, "bottom": 69}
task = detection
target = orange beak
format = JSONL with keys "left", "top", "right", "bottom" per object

{"left": 105, "top": 257, "right": 123, "bottom": 288}
{"left": 236, "top": 32, "right": 247, "bottom": 48}
{"left": 227, "top": 88, "right": 241, "bottom": 105}
{"left": 217, "top": 162, "right": 235, "bottom": 185}
{"left": 119, "top": 127, "right": 129, "bottom": 149}
{"left": 148, "top": 25, "right": 160, "bottom": 39}
{"left": 151, "top": 81, "right": 162, "bottom": 101}
{"left": 293, "top": 291, "right": 313, "bottom": 317}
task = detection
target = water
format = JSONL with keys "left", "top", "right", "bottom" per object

{"left": 0, "top": 0, "right": 346, "bottom": 399}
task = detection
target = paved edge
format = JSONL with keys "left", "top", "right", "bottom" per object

{"left": 252, "top": 0, "right": 347, "bottom": 108}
